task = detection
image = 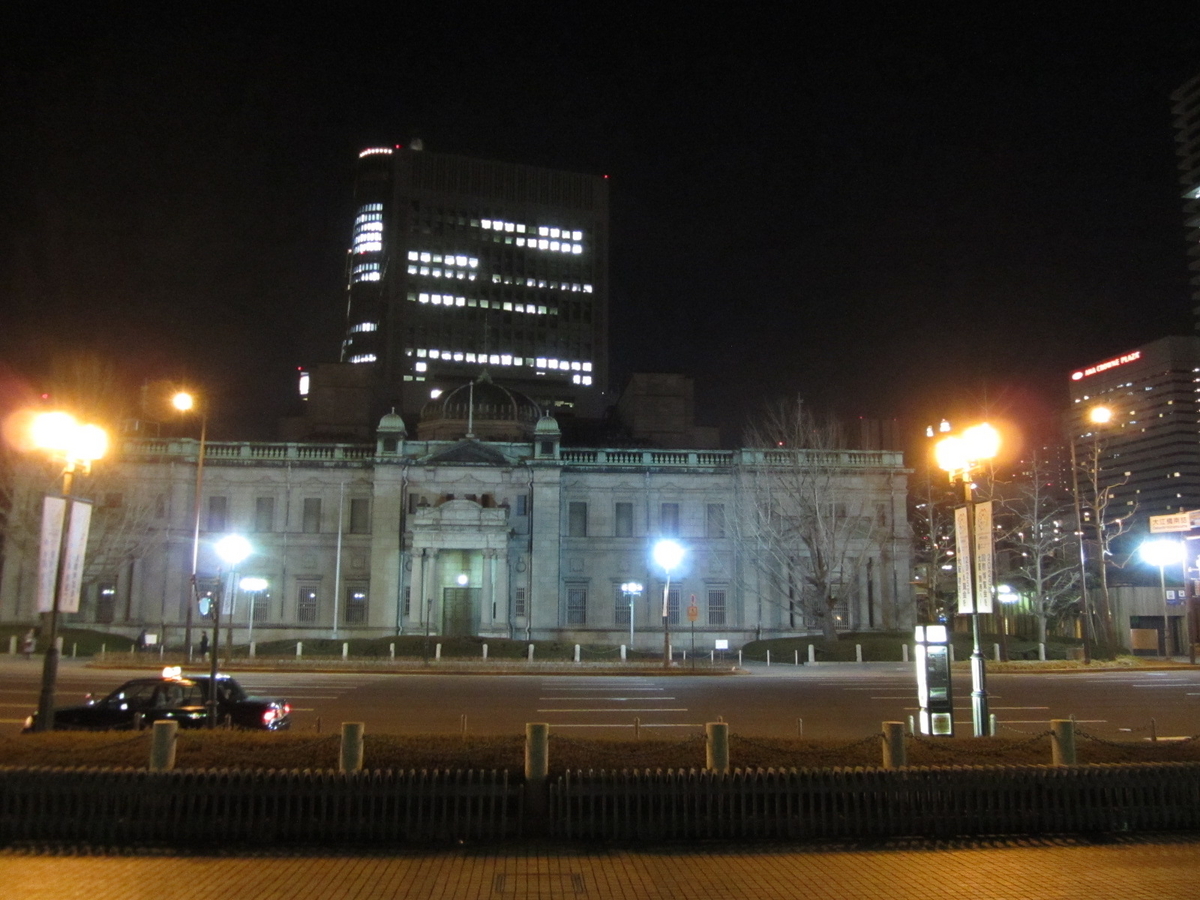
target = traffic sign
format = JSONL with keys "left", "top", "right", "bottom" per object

{"left": 686, "top": 594, "right": 699, "bottom": 622}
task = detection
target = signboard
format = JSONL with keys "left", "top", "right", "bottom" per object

{"left": 58, "top": 501, "right": 93, "bottom": 613}
{"left": 686, "top": 594, "right": 699, "bottom": 622}
{"left": 714, "top": 639, "right": 729, "bottom": 650}
{"left": 36, "top": 497, "right": 67, "bottom": 614}
{"left": 1149, "top": 511, "right": 1200, "bottom": 533}
{"left": 973, "top": 501, "right": 994, "bottom": 615}
{"left": 36, "top": 497, "right": 93, "bottom": 614}
{"left": 954, "top": 506, "right": 973, "bottom": 614}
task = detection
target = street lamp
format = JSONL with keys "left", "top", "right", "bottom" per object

{"left": 1140, "top": 538, "right": 1184, "bottom": 658}
{"left": 653, "top": 539, "right": 685, "bottom": 668}
{"left": 172, "top": 390, "right": 208, "bottom": 661}
{"left": 25, "top": 411, "right": 108, "bottom": 732}
{"left": 935, "top": 422, "right": 1000, "bottom": 737}
{"left": 209, "top": 534, "right": 251, "bottom": 728}
{"left": 1068, "top": 404, "right": 1112, "bottom": 663}
{"left": 620, "top": 581, "right": 643, "bottom": 654}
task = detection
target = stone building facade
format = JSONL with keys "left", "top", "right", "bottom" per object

{"left": 1, "top": 399, "right": 915, "bottom": 650}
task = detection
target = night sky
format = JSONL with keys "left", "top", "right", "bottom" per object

{"left": 3, "top": 6, "right": 1199, "bottom": 449}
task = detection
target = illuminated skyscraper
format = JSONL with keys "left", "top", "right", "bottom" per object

{"left": 1171, "top": 74, "right": 1200, "bottom": 327}
{"left": 340, "top": 144, "right": 610, "bottom": 421}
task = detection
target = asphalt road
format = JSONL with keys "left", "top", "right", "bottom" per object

{"left": 4, "top": 658, "right": 1200, "bottom": 740}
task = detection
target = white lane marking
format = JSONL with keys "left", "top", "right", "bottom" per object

{"left": 537, "top": 708, "right": 687, "bottom": 713}
{"left": 540, "top": 697, "right": 675, "bottom": 702}
{"left": 549, "top": 723, "right": 704, "bottom": 729}
{"left": 535, "top": 687, "right": 664, "bottom": 691}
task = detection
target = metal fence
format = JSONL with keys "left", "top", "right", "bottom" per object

{"left": 549, "top": 763, "right": 1200, "bottom": 840}
{"left": 0, "top": 766, "right": 518, "bottom": 845}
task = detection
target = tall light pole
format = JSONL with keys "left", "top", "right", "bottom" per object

{"left": 1140, "top": 538, "right": 1184, "bottom": 657}
{"left": 1068, "top": 404, "right": 1112, "bottom": 662}
{"left": 653, "top": 539, "right": 685, "bottom": 668}
{"left": 621, "top": 581, "right": 643, "bottom": 654}
{"left": 172, "top": 391, "right": 207, "bottom": 661}
{"left": 935, "top": 422, "right": 1000, "bottom": 737}
{"left": 210, "top": 534, "right": 251, "bottom": 728}
{"left": 24, "top": 411, "right": 108, "bottom": 732}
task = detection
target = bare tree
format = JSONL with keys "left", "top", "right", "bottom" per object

{"left": 734, "top": 398, "right": 892, "bottom": 641}
{"left": 998, "top": 452, "right": 1080, "bottom": 644}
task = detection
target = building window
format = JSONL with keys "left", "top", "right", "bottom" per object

{"left": 207, "top": 496, "right": 228, "bottom": 532}
{"left": 253, "top": 497, "right": 274, "bottom": 533}
{"left": 514, "top": 587, "right": 527, "bottom": 618}
{"left": 303, "top": 498, "right": 322, "bottom": 533}
{"left": 515, "top": 495, "right": 528, "bottom": 516}
{"left": 250, "top": 590, "right": 270, "bottom": 623}
{"left": 403, "top": 586, "right": 411, "bottom": 618}
{"left": 615, "top": 502, "right": 634, "bottom": 538}
{"left": 706, "top": 503, "right": 726, "bottom": 539}
{"left": 661, "top": 503, "right": 680, "bottom": 537}
{"left": 567, "top": 586, "right": 587, "bottom": 625}
{"left": 297, "top": 587, "right": 319, "bottom": 623}
{"left": 96, "top": 582, "right": 116, "bottom": 623}
{"left": 349, "top": 498, "right": 370, "bottom": 534}
{"left": 614, "top": 585, "right": 632, "bottom": 625}
{"left": 665, "top": 586, "right": 681, "bottom": 625}
{"left": 346, "top": 586, "right": 368, "bottom": 624}
{"left": 568, "top": 501, "right": 588, "bottom": 537}
{"left": 708, "top": 588, "right": 727, "bottom": 626}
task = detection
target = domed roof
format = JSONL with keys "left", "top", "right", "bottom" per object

{"left": 377, "top": 408, "right": 407, "bottom": 434}
{"left": 417, "top": 371, "right": 542, "bottom": 441}
{"left": 535, "top": 413, "right": 561, "bottom": 434}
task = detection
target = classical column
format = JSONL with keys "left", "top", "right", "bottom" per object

{"left": 482, "top": 549, "right": 495, "bottom": 629}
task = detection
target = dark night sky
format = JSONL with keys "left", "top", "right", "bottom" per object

{"left": 2, "top": 5, "right": 1199, "bottom": 447}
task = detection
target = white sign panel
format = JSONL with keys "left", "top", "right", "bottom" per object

{"left": 58, "top": 500, "right": 93, "bottom": 613}
{"left": 973, "top": 501, "right": 994, "bottom": 615}
{"left": 954, "top": 506, "right": 973, "bottom": 614}
{"left": 1150, "top": 512, "right": 1193, "bottom": 533}
{"left": 36, "top": 496, "right": 67, "bottom": 613}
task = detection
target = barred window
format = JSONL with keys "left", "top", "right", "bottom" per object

{"left": 297, "top": 587, "right": 319, "bottom": 623}
{"left": 707, "top": 588, "right": 727, "bottom": 625}
{"left": 250, "top": 590, "right": 270, "bottom": 623}
{"left": 663, "top": 586, "right": 681, "bottom": 625}
{"left": 568, "top": 501, "right": 588, "bottom": 537}
{"left": 614, "top": 585, "right": 632, "bottom": 624}
{"left": 302, "top": 498, "right": 322, "bottom": 533}
{"left": 661, "top": 503, "right": 680, "bottom": 537}
{"left": 567, "top": 586, "right": 587, "bottom": 625}
{"left": 514, "top": 587, "right": 527, "bottom": 618}
{"left": 346, "top": 586, "right": 368, "bottom": 624}
{"left": 96, "top": 582, "right": 116, "bottom": 623}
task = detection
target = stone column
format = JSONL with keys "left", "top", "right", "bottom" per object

{"left": 482, "top": 549, "right": 495, "bottom": 629}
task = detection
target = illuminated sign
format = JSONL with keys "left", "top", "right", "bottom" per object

{"left": 1070, "top": 350, "right": 1141, "bottom": 381}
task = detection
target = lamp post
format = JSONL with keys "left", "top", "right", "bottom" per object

{"left": 653, "top": 540, "right": 685, "bottom": 668}
{"left": 172, "top": 391, "right": 208, "bottom": 662}
{"left": 1140, "top": 538, "right": 1184, "bottom": 658}
{"left": 240, "top": 577, "right": 268, "bottom": 649}
{"left": 210, "top": 534, "right": 251, "bottom": 728}
{"left": 621, "top": 581, "right": 643, "bottom": 653}
{"left": 996, "top": 584, "right": 1018, "bottom": 662}
{"left": 26, "top": 411, "right": 108, "bottom": 732}
{"left": 935, "top": 422, "right": 1000, "bottom": 737}
{"left": 1068, "top": 405, "right": 1112, "bottom": 662}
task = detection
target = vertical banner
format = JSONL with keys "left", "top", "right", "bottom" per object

{"left": 58, "top": 500, "right": 93, "bottom": 613}
{"left": 954, "top": 506, "right": 973, "bottom": 614}
{"left": 973, "top": 501, "right": 995, "bottom": 614}
{"left": 36, "top": 496, "right": 67, "bottom": 613}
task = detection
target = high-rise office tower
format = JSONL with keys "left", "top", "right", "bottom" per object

{"left": 340, "top": 144, "right": 610, "bottom": 422}
{"left": 1171, "top": 74, "right": 1200, "bottom": 327}
{"left": 1067, "top": 336, "right": 1200, "bottom": 524}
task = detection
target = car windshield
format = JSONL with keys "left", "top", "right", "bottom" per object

{"left": 197, "top": 678, "right": 246, "bottom": 703}
{"left": 105, "top": 682, "right": 158, "bottom": 710}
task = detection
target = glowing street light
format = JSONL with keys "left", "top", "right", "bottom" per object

{"left": 23, "top": 411, "right": 108, "bottom": 732}
{"left": 208, "top": 534, "right": 252, "bottom": 728}
{"left": 935, "top": 422, "right": 1000, "bottom": 737}
{"left": 653, "top": 539, "right": 685, "bottom": 668}
{"left": 172, "top": 390, "right": 208, "bottom": 661}
{"left": 1140, "top": 538, "right": 1184, "bottom": 658}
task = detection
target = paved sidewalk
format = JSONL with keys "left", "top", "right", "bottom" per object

{"left": 2, "top": 836, "right": 1198, "bottom": 899}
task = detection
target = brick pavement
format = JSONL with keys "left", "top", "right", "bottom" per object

{"left": 2, "top": 836, "right": 1198, "bottom": 899}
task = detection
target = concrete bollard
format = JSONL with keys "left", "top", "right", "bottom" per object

{"left": 389, "top": 642, "right": 395, "bottom": 660}
{"left": 705, "top": 722, "right": 730, "bottom": 774}
{"left": 994, "top": 642, "right": 1001, "bottom": 661}
{"left": 634, "top": 716, "right": 641, "bottom": 740}
{"left": 796, "top": 717, "right": 803, "bottom": 737}
{"left": 881, "top": 721, "right": 906, "bottom": 769}
{"left": 101, "top": 643, "right": 106, "bottom": 658}
{"left": 525, "top": 723, "right": 550, "bottom": 832}
{"left": 902, "top": 644, "right": 909, "bottom": 663}
{"left": 342, "top": 642, "right": 349, "bottom": 660}
{"left": 435, "top": 643, "right": 442, "bottom": 660}
{"left": 72, "top": 643, "right": 77, "bottom": 658}
{"left": 249, "top": 641, "right": 256, "bottom": 659}
{"left": 460, "top": 714, "right": 468, "bottom": 735}
{"left": 8, "top": 635, "right": 15, "bottom": 654}
{"left": 795, "top": 650, "right": 799, "bottom": 665}
{"left": 856, "top": 644, "right": 863, "bottom": 663}
{"left": 483, "top": 643, "right": 488, "bottom": 660}
{"left": 528, "top": 643, "right": 535, "bottom": 662}
{"left": 340, "top": 722, "right": 364, "bottom": 773}
{"left": 766, "top": 650, "right": 770, "bottom": 667}
{"left": 149, "top": 720, "right": 178, "bottom": 772}
{"left": 808, "top": 644, "right": 816, "bottom": 664}
{"left": 296, "top": 641, "right": 303, "bottom": 657}
{"left": 738, "top": 650, "right": 742, "bottom": 666}
{"left": 620, "top": 644, "right": 627, "bottom": 661}
{"left": 1051, "top": 718, "right": 1076, "bottom": 766}
{"left": 574, "top": 644, "right": 580, "bottom": 663}
{"left": 949, "top": 644, "right": 955, "bottom": 663}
